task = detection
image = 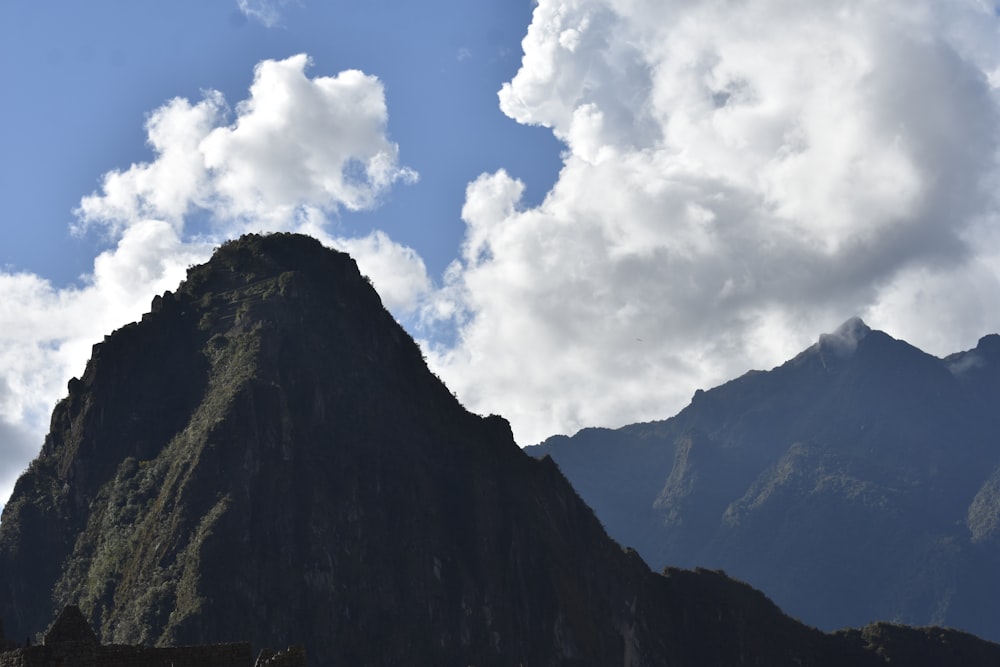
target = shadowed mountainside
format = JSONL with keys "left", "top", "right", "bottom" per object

{"left": 1, "top": 234, "right": 999, "bottom": 665}
{"left": 528, "top": 317, "right": 1000, "bottom": 642}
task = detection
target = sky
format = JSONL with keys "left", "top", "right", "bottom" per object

{"left": 2, "top": 0, "right": 1000, "bottom": 508}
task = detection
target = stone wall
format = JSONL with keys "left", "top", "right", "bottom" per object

{"left": 97, "top": 643, "right": 252, "bottom": 667}
{"left": 0, "top": 642, "right": 97, "bottom": 667}
{"left": 0, "top": 641, "right": 286, "bottom": 667}
{"left": 0, "top": 606, "right": 304, "bottom": 667}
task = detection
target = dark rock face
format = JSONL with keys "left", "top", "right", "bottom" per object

{"left": 529, "top": 317, "right": 1000, "bottom": 642}
{"left": 1, "top": 234, "right": 999, "bottom": 665}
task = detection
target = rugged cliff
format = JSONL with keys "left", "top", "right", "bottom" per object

{"left": 529, "top": 318, "right": 1000, "bottom": 641}
{"left": 1, "top": 234, "right": 998, "bottom": 665}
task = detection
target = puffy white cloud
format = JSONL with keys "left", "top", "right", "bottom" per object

{"left": 0, "top": 55, "right": 425, "bottom": 507}
{"left": 425, "top": 0, "right": 1000, "bottom": 444}
{"left": 200, "top": 56, "right": 418, "bottom": 225}
{"left": 76, "top": 95, "right": 223, "bottom": 236}
{"left": 78, "top": 54, "right": 417, "bottom": 235}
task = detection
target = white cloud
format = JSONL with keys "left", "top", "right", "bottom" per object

{"left": 200, "top": 57, "right": 418, "bottom": 224}
{"left": 236, "top": 0, "right": 298, "bottom": 28}
{"left": 78, "top": 54, "right": 417, "bottom": 235}
{"left": 76, "top": 95, "right": 223, "bottom": 236}
{"left": 0, "top": 55, "right": 424, "bottom": 507}
{"left": 423, "top": 0, "right": 1000, "bottom": 444}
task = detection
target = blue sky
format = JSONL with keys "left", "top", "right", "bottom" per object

{"left": 3, "top": 0, "right": 1000, "bottom": 507}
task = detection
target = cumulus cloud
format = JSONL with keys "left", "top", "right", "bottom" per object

{"left": 422, "top": 0, "right": 1000, "bottom": 444}
{"left": 78, "top": 54, "right": 417, "bottom": 234}
{"left": 0, "top": 55, "right": 424, "bottom": 507}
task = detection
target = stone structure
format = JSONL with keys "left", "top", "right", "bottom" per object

{"left": 0, "top": 606, "right": 304, "bottom": 667}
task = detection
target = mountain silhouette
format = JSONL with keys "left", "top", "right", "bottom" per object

{"left": 1, "top": 234, "right": 999, "bottom": 665}
{"left": 529, "top": 317, "right": 1000, "bottom": 642}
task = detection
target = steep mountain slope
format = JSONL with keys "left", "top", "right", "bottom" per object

{"left": 1, "top": 234, "right": 998, "bottom": 665}
{"left": 529, "top": 317, "right": 1000, "bottom": 641}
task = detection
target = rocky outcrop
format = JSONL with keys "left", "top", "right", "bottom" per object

{"left": 1, "top": 234, "right": 999, "bottom": 665}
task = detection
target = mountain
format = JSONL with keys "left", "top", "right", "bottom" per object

{"left": 528, "top": 317, "right": 1000, "bottom": 642}
{"left": 1, "top": 233, "right": 999, "bottom": 665}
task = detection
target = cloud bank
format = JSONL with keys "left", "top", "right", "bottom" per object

{"left": 421, "top": 0, "right": 1000, "bottom": 443}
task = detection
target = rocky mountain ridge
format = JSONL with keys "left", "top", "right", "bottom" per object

{"left": 529, "top": 316, "right": 1000, "bottom": 642}
{"left": 1, "top": 233, "right": 998, "bottom": 665}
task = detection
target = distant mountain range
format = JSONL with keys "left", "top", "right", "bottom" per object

{"left": 1, "top": 234, "right": 999, "bottom": 665}
{"left": 528, "top": 317, "right": 1000, "bottom": 642}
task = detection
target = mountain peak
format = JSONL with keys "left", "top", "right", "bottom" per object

{"left": 532, "top": 311, "right": 1000, "bottom": 645}
{"left": 833, "top": 316, "right": 870, "bottom": 338}
{"left": 0, "top": 233, "right": 689, "bottom": 664}
{"left": 816, "top": 316, "right": 871, "bottom": 356}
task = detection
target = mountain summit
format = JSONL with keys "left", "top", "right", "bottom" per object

{"left": 2, "top": 234, "right": 999, "bottom": 665}
{"left": 815, "top": 316, "right": 870, "bottom": 356}
{"left": 530, "top": 317, "right": 1000, "bottom": 641}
